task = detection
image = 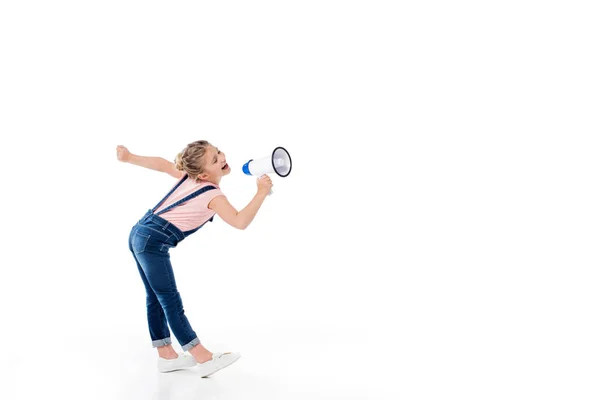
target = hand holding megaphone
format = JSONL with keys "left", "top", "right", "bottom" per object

{"left": 256, "top": 174, "right": 274, "bottom": 196}
{"left": 242, "top": 147, "right": 292, "bottom": 196}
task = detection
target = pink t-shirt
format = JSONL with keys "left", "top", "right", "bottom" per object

{"left": 154, "top": 176, "right": 225, "bottom": 232}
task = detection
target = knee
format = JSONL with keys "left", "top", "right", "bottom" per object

{"left": 146, "top": 294, "right": 161, "bottom": 308}
{"left": 157, "top": 291, "right": 183, "bottom": 311}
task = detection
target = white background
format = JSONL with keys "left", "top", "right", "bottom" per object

{"left": 1, "top": 1, "right": 599, "bottom": 399}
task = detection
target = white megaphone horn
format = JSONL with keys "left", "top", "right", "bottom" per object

{"left": 242, "top": 147, "right": 292, "bottom": 195}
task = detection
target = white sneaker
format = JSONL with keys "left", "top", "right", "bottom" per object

{"left": 196, "top": 352, "right": 241, "bottom": 377}
{"left": 157, "top": 353, "right": 198, "bottom": 373}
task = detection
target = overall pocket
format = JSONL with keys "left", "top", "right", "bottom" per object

{"left": 132, "top": 231, "right": 151, "bottom": 254}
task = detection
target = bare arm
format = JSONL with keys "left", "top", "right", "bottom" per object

{"left": 208, "top": 176, "right": 272, "bottom": 230}
{"left": 116, "top": 145, "right": 185, "bottom": 179}
{"left": 127, "top": 154, "right": 184, "bottom": 179}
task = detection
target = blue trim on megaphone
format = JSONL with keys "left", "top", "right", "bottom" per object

{"left": 242, "top": 160, "right": 253, "bottom": 175}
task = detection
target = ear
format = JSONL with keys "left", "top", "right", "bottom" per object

{"left": 198, "top": 173, "right": 209, "bottom": 181}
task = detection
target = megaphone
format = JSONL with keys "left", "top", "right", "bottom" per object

{"left": 242, "top": 146, "right": 292, "bottom": 195}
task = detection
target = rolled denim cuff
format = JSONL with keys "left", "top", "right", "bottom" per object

{"left": 152, "top": 337, "right": 172, "bottom": 348}
{"left": 182, "top": 337, "right": 200, "bottom": 351}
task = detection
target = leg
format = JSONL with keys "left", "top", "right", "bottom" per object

{"left": 135, "top": 249, "right": 200, "bottom": 352}
{"left": 132, "top": 253, "right": 173, "bottom": 349}
{"left": 129, "top": 229, "right": 172, "bottom": 350}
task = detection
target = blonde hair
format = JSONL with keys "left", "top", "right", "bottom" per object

{"left": 174, "top": 140, "right": 211, "bottom": 182}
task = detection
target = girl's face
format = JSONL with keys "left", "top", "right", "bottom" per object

{"left": 199, "top": 145, "right": 230, "bottom": 182}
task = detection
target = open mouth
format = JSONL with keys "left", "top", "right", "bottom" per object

{"left": 221, "top": 162, "right": 229, "bottom": 170}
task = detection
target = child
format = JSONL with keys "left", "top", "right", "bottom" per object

{"left": 116, "top": 140, "right": 272, "bottom": 375}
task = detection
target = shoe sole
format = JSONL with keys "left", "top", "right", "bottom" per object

{"left": 158, "top": 358, "right": 198, "bottom": 373}
{"left": 201, "top": 353, "right": 241, "bottom": 378}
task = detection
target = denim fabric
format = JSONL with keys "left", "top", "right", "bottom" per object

{"left": 128, "top": 175, "right": 216, "bottom": 350}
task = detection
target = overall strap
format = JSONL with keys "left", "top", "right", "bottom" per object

{"left": 155, "top": 185, "right": 217, "bottom": 216}
{"left": 151, "top": 174, "right": 189, "bottom": 213}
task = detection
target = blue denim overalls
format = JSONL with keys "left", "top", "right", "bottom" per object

{"left": 128, "top": 174, "right": 216, "bottom": 350}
